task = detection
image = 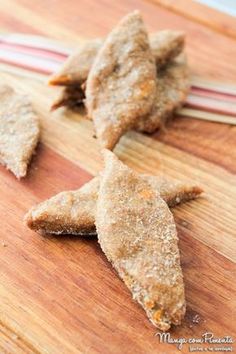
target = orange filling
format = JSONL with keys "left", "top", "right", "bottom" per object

{"left": 139, "top": 188, "right": 153, "bottom": 199}
{"left": 153, "top": 309, "right": 164, "bottom": 323}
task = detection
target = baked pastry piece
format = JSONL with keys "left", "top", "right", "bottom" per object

{"left": 25, "top": 177, "right": 99, "bottom": 235}
{"left": 51, "top": 52, "right": 189, "bottom": 136}
{"left": 49, "top": 30, "right": 184, "bottom": 110}
{"left": 0, "top": 85, "right": 40, "bottom": 178}
{"left": 49, "top": 31, "right": 184, "bottom": 87}
{"left": 49, "top": 39, "right": 103, "bottom": 87}
{"left": 149, "top": 30, "right": 184, "bottom": 69}
{"left": 136, "top": 53, "right": 189, "bottom": 133}
{"left": 96, "top": 150, "right": 186, "bottom": 330}
{"left": 85, "top": 10, "right": 157, "bottom": 149}
{"left": 24, "top": 175, "right": 202, "bottom": 236}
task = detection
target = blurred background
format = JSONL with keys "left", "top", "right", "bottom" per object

{"left": 197, "top": 0, "right": 236, "bottom": 16}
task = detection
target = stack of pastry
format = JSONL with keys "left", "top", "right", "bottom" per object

{"left": 25, "top": 150, "right": 203, "bottom": 330}
{"left": 49, "top": 11, "right": 189, "bottom": 150}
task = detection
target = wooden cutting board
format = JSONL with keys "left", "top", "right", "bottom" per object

{"left": 0, "top": 1, "right": 236, "bottom": 353}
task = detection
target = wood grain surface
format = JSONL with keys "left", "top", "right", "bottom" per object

{"left": 0, "top": 1, "right": 235, "bottom": 353}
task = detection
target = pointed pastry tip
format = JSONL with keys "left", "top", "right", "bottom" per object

{"left": 48, "top": 74, "right": 71, "bottom": 86}
{"left": 192, "top": 185, "right": 204, "bottom": 195}
{"left": 102, "top": 148, "right": 117, "bottom": 163}
{"left": 123, "top": 9, "right": 141, "bottom": 19}
{"left": 0, "top": 84, "right": 40, "bottom": 178}
{"left": 171, "top": 30, "right": 185, "bottom": 40}
{"left": 98, "top": 129, "right": 120, "bottom": 151}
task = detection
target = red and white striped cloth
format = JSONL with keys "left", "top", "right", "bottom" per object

{"left": 0, "top": 33, "right": 236, "bottom": 124}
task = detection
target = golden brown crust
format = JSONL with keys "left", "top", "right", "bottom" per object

{"left": 85, "top": 11, "right": 157, "bottom": 149}
{"left": 0, "top": 85, "right": 40, "bottom": 178}
{"left": 24, "top": 174, "right": 202, "bottom": 236}
{"left": 96, "top": 150, "right": 186, "bottom": 330}
{"left": 136, "top": 53, "right": 190, "bottom": 133}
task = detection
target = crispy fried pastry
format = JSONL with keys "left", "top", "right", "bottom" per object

{"left": 51, "top": 52, "right": 189, "bottom": 135}
{"left": 25, "top": 177, "right": 99, "bottom": 235}
{"left": 24, "top": 175, "right": 202, "bottom": 236}
{"left": 85, "top": 11, "right": 157, "bottom": 149}
{"left": 50, "top": 30, "right": 184, "bottom": 110}
{"left": 49, "top": 39, "right": 103, "bottom": 87}
{"left": 147, "top": 175, "right": 202, "bottom": 208}
{"left": 0, "top": 85, "right": 40, "bottom": 178}
{"left": 49, "top": 31, "right": 184, "bottom": 87}
{"left": 136, "top": 53, "right": 190, "bottom": 133}
{"left": 149, "top": 30, "right": 184, "bottom": 68}
{"left": 96, "top": 150, "right": 186, "bottom": 330}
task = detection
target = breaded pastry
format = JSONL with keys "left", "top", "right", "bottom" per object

{"left": 0, "top": 85, "right": 40, "bottom": 178}
{"left": 25, "top": 177, "right": 99, "bottom": 235}
{"left": 24, "top": 175, "right": 202, "bottom": 236}
{"left": 49, "top": 39, "right": 103, "bottom": 86}
{"left": 136, "top": 53, "right": 190, "bottom": 133}
{"left": 52, "top": 52, "right": 189, "bottom": 135}
{"left": 49, "top": 31, "right": 184, "bottom": 87}
{"left": 146, "top": 175, "right": 202, "bottom": 208}
{"left": 96, "top": 150, "right": 186, "bottom": 330}
{"left": 50, "top": 30, "right": 184, "bottom": 110}
{"left": 149, "top": 30, "right": 184, "bottom": 68}
{"left": 85, "top": 11, "right": 157, "bottom": 149}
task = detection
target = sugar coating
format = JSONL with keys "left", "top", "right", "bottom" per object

{"left": 96, "top": 150, "right": 186, "bottom": 330}
{"left": 49, "top": 39, "right": 103, "bottom": 86}
{"left": 49, "top": 29, "right": 187, "bottom": 136}
{"left": 0, "top": 85, "right": 40, "bottom": 178}
{"left": 85, "top": 11, "right": 157, "bottom": 150}
{"left": 49, "top": 30, "right": 184, "bottom": 88}
{"left": 50, "top": 30, "right": 185, "bottom": 114}
{"left": 24, "top": 174, "right": 202, "bottom": 236}
{"left": 136, "top": 53, "right": 190, "bottom": 133}
{"left": 25, "top": 177, "right": 99, "bottom": 235}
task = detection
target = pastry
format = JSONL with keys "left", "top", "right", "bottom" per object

{"left": 86, "top": 11, "right": 157, "bottom": 149}
{"left": 150, "top": 30, "right": 184, "bottom": 69}
{"left": 25, "top": 174, "right": 202, "bottom": 236}
{"left": 25, "top": 177, "right": 99, "bottom": 235}
{"left": 136, "top": 53, "right": 189, "bottom": 133}
{"left": 49, "top": 39, "right": 103, "bottom": 87}
{"left": 96, "top": 150, "right": 186, "bottom": 330}
{"left": 50, "top": 30, "right": 184, "bottom": 110}
{"left": 49, "top": 31, "right": 184, "bottom": 87}
{"left": 0, "top": 85, "right": 40, "bottom": 178}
